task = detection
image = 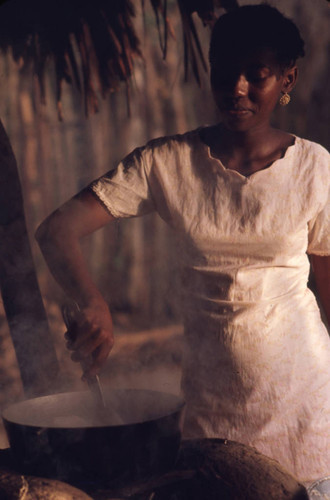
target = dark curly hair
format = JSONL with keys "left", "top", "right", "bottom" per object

{"left": 209, "top": 4, "right": 305, "bottom": 70}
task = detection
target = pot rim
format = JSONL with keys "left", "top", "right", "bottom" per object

{"left": 2, "top": 388, "right": 186, "bottom": 429}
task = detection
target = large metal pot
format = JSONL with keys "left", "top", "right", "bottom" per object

{"left": 2, "top": 388, "right": 185, "bottom": 488}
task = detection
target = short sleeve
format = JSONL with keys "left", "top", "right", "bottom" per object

{"left": 89, "top": 147, "right": 155, "bottom": 218}
{"left": 307, "top": 199, "right": 330, "bottom": 255}
{"left": 307, "top": 147, "right": 330, "bottom": 256}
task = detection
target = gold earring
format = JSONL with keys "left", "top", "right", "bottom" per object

{"left": 279, "top": 93, "right": 291, "bottom": 106}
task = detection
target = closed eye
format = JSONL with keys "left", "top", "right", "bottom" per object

{"left": 246, "top": 66, "right": 272, "bottom": 83}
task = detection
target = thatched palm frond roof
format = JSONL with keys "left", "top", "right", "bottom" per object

{"left": 0, "top": 0, "right": 239, "bottom": 118}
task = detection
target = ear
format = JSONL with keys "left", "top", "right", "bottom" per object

{"left": 281, "top": 66, "right": 298, "bottom": 93}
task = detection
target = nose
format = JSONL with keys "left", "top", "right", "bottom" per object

{"left": 232, "top": 74, "right": 248, "bottom": 97}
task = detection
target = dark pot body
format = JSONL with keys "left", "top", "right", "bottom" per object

{"left": 2, "top": 389, "right": 185, "bottom": 487}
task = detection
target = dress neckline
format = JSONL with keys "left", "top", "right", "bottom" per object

{"left": 196, "top": 126, "right": 297, "bottom": 181}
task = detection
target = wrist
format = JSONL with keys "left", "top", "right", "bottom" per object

{"left": 71, "top": 291, "right": 107, "bottom": 311}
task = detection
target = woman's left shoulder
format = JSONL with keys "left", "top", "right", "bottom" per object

{"left": 290, "top": 137, "right": 329, "bottom": 188}
{"left": 294, "top": 136, "right": 330, "bottom": 165}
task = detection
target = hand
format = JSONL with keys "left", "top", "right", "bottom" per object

{"left": 64, "top": 299, "right": 114, "bottom": 378}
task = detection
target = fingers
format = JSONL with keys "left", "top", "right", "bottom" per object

{"left": 84, "top": 341, "right": 113, "bottom": 379}
{"left": 68, "top": 329, "right": 114, "bottom": 377}
{"left": 69, "top": 328, "right": 112, "bottom": 360}
{"left": 63, "top": 305, "right": 114, "bottom": 377}
{"left": 67, "top": 316, "right": 102, "bottom": 349}
{"left": 64, "top": 324, "right": 78, "bottom": 344}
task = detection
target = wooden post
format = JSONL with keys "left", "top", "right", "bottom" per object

{"left": 0, "top": 120, "right": 59, "bottom": 397}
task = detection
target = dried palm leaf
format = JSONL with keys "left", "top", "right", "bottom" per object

{"left": 215, "top": 0, "right": 239, "bottom": 11}
{"left": 176, "top": 0, "right": 214, "bottom": 84}
{"left": 0, "top": 0, "right": 239, "bottom": 117}
{"left": 149, "top": 0, "right": 239, "bottom": 87}
{"left": 149, "top": 0, "right": 168, "bottom": 59}
{"left": 0, "top": 0, "right": 142, "bottom": 117}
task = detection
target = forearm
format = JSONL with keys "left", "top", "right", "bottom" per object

{"left": 35, "top": 190, "right": 114, "bottom": 306}
{"left": 35, "top": 191, "right": 116, "bottom": 376}
{"left": 36, "top": 219, "right": 103, "bottom": 307}
{"left": 311, "top": 254, "right": 330, "bottom": 326}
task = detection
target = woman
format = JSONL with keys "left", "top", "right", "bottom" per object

{"left": 36, "top": 5, "right": 329, "bottom": 484}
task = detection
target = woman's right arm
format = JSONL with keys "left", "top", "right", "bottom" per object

{"left": 35, "top": 188, "right": 116, "bottom": 378}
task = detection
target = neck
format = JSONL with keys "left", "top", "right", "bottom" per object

{"left": 203, "top": 121, "right": 291, "bottom": 175}
{"left": 218, "top": 122, "right": 274, "bottom": 155}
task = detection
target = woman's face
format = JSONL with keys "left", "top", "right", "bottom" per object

{"left": 210, "top": 47, "right": 297, "bottom": 132}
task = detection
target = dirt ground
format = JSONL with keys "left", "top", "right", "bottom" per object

{"left": 0, "top": 300, "right": 183, "bottom": 449}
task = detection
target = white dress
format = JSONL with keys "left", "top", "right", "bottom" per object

{"left": 90, "top": 127, "right": 330, "bottom": 483}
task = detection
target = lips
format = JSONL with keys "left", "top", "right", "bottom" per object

{"left": 228, "top": 108, "right": 249, "bottom": 112}
{"left": 224, "top": 105, "right": 251, "bottom": 111}
{"left": 222, "top": 106, "right": 253, "bottom": 117}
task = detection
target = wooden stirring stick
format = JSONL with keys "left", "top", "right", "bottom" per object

{"left": 61, "top": 302, "right": 124, "bottom": 425}
{"left": 61, "top": 302, "right": 124, "bottom": 426}
{"left": 61, "top": 302, "right": 107, "bottom": 410}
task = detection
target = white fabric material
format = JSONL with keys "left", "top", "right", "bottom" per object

{"left": 91, "top": 128, "right": 330, "bottom": 482}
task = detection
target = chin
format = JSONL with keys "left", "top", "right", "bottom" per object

{"left": 222, "top": 120, "right": 253, "bottom": 132}
{"left": 220, "top": 112, "right": 262, "bottom": 133}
